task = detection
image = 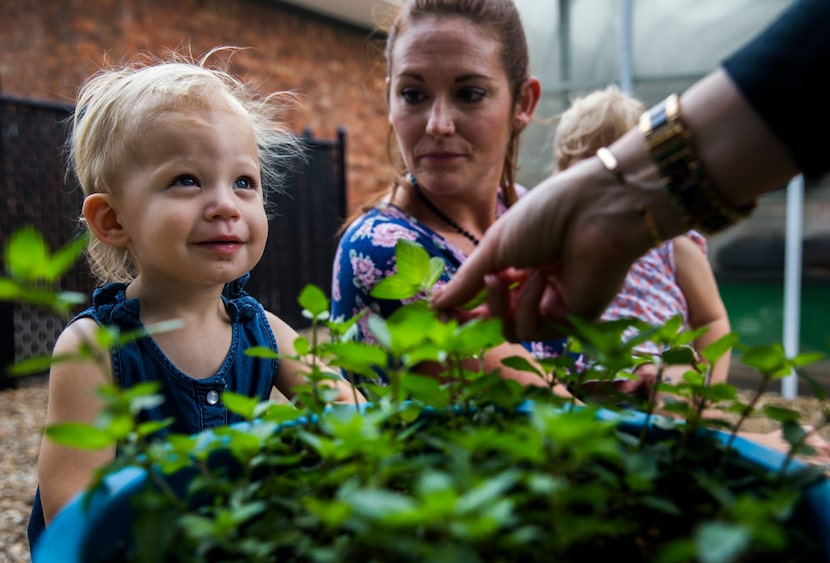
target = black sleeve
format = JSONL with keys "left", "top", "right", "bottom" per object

{"left": 722, "top": 0, "right": 830, "bottom": 178}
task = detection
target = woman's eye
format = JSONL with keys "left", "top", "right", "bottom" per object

{"left": 458, "top": 88, "right": 485, "bottom": 103}
{"left": 171, "top": 175, "right": 199, "bottom": 187}
{"left": 234, "top": 176, "right": 257, "bottom": 190}
{"left": 401, "top": 88, "right": 425, "bottom": 105}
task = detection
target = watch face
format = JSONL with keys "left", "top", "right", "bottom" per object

{"left": 640, "top": 94, "right": 675, "bottom": 134}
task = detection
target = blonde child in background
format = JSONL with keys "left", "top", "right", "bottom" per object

{"left": 552, "top": 85, "right": 731, "bottom": 400}
{"left": 28, "top": 48, "right": 363, "bottom": 551}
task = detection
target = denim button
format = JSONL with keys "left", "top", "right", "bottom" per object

{"left": 206, "top": 390, "right": 220, "bottom": 405}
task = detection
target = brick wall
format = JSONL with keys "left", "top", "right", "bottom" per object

{"left": 0, "top": 0, "right": 391, "bottom": 214}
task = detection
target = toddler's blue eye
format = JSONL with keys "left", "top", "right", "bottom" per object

{"left": 234, "top": 177, "right": 256, "bottom": 190}
{"left": 172, "top": 175, "right": 199, "bottom": 187}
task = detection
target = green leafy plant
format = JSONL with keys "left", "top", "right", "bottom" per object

{"left": 0, "top": 226, "right": 87, "bottom": 317}
{"left": 10, "top": 231, "right": 830, "bottom": 562}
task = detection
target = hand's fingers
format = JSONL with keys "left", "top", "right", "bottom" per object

{"left": 437, "top": 302, "right": 491, "bottom": 324}
{"left": 431, "top": 225, "right": 505, "bottom": 310}
{"left": 511, "top": 269, "right": 550, "bottom": 342}
{"left": 484, "top": 273, "right": 517, "bottom": 341}
{"left": 431, "top": 255, "right": 490, "bottom": 311}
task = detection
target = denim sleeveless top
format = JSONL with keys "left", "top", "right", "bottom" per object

{"left": 28, "top": 274, "right": 279, "bottom": 553}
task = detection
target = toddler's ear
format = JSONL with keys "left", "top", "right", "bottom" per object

{"left": 82, "top": 194, "right": 130, "bottom": 246}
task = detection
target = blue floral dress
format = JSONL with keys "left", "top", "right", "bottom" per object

{"left": 331, "top": 191, "right": 567, "bottom": 385}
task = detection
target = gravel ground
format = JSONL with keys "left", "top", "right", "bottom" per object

{"left": 2, "top": 372, "right": 829, "bottom": 563}
{"left": 1, "top": 377, "right": 47, "bottom": 563}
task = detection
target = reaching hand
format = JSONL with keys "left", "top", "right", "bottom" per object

{"left": 431, "top": 155, "right": 658, "bottom": 342}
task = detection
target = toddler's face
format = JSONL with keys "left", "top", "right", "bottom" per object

{"left": 111, "top": 103, "right": 268, "bottom": 288}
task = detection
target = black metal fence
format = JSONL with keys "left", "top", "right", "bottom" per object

{"left": 0, "top": 96, "right": 347, "bottom": 383}
{"left": 248, "top": 127, "right": 347, "bottom": 328}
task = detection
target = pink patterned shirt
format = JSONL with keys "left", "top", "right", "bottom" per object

{"left": 600, "top": 230, "right": 707, "bottom": 357}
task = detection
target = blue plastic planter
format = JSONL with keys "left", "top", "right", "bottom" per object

{"left": 33, "top": 408, "right": 830, "bottom": 562}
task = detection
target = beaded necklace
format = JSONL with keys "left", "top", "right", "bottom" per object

{"left": 408, "top": 173, "right": 480, "bottom": 246}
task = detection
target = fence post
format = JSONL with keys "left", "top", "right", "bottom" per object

{"left": 336, "top": 126, "right": 347, "bottom": 221}
{"left": 0, "top": 302, "right": 15, "bottom": 389}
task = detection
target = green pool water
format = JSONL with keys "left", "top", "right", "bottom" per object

{"left": 717, "top": 279, "right": 830, "bottom": 354}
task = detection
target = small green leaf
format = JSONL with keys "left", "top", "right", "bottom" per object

{"left": 245, "top": 345, "right": 278, "bottom": 359}
{"left": 661, "top": 346, "right": 696, "bottom": 366}
{"left": 1, "top": 283, "right": 86, "bottom": 316}
{"left": 104, "top": 414, "right": 135, "bottom": 440}
{"left": 371, "top": 276, "right": 419, "bottom": 300}
{"left": 123, "top": 381, "right": 163, "bottom": 401}
{"left": 223, "top": 391, "right": 260, "bottom": 419}
{"left": 654, "top": 314, "right": 684, "bottom": 340}
{"left": 456, "top": 470, "right": 519, "bottom": 513}
{"left": 423, "top": 257, "right": 444, "bottom": 290}
{"left": 5, "top": 354, "right": 54, "bottom": 376}
{"left": 298, "top": 284, "right": 330, "bottom": 317}
{"left": 395, "top": 239, "right": 430, "bottom": 284}
{"left": 6, "top": 227, "right": 49, "bottom": 280}
{"left": 695, "top": 521, "right": 751, "bottom": 563}
{"left": 0, "top": 278, "right": 22, "bottom": 300}
{"left": 452, "top": 318, "right": 505, "bottom": 356}
{"left": 700, "top": 332, "right": 740, "bottom": 364}
{"left": 370, "top": 240, "right": 442, "bottom": 300}
{"left": 400, "top": 374, "right": 449, "bottom": 407}
{"left": 55, "top": 290, "right": 88, "bottom": 307}
{"left": 99, "top": 320, "right": 184, "bottom": 352}
{"left": 326, "top": 341, "right": 388, "bottom": 374}
{"left": 178, "top": 515, "right": 216, "bottom": 537}
{"left": 229, "top": 500, "right": 266, "bottom": 525}
{"left": 779, "top": 420, "right": 810, "bottom": 448}
{"left": 367, "top": 315, "right": 392, "bottom": 349}
{"left": 43, "top": 233, "right": 90, "bottom": 281}
{"left": 740, "top": 343, "right": 789, "bottom": 376}
{"left": 45, "top": 422, "right": 115, "bottom": 449}
{"left": 293, "top": 336, "right": 311, "bottom": 356}
{"left": 761, "top": 404, "right": 800, "bottom": 424}
{"left": 461, "top": 288, "right": 488, "bottom": 310}
{"left": 136, "top": 418, "right": 174, "bottom": 438}
{"left": 791, "top": 351, "right": 825, "bottom": 368}
{"left": 346, "top": 489, "right": 417, "bottom": 520}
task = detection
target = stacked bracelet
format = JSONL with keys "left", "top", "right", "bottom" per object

{"left": 639, "top": 93, "right": 756, "bottom": 234}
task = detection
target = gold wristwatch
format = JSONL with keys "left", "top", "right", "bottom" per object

{"left": 640, "top": 94, "right": 756, "bottom": 234}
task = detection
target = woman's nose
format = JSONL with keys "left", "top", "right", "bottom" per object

{"left": 426, "top": 98, "right": 455, "bottom": 137}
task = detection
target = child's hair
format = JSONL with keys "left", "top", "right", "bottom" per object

{"left": 70, "top": 46, "right": 304, "bottom": 284}
{"left": 552, "top": 85, "right": 645, "bottom": 172}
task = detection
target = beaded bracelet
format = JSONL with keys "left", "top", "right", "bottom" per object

{"left": 639, "top": 94, "right": 756, "bottom": 234}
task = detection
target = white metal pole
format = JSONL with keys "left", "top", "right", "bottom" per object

{"left": 782, "top": 174, "right": 804, "bottom": 399}
{"left": 619, "top": 0, "right": 634, "bottom": 95}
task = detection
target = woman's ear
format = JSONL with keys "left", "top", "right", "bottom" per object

{"left": 513, "top": 76, "right": 542, "bottom": 131}
{"left": 82, "top": 193, "right": 130, "bottom": 247}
